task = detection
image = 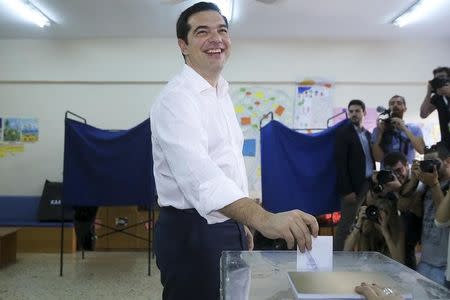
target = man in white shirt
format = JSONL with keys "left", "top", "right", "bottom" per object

{"left": 150, "top": 2, "right": 318, "bottom": 299}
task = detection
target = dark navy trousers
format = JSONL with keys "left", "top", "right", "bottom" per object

{"left": 155, "top": 207, "right": 247, "bottom": 300}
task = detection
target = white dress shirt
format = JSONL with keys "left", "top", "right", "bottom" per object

{"left": 150, "top": 65, "right": 248, "bottom": 224}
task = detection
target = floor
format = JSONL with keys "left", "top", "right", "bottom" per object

{"left": 0, "top": 252, "right": 163, "bottom": 300}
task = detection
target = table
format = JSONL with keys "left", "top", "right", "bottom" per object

{"left": 220, "top": 251, "right": 450, "bottom": 299}
{"left": 0, "top": 227, "right": 20, "bottom": 268}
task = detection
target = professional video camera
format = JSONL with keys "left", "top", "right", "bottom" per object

{"left": 376, "top": 106, "right": 393, "bottom": 127}
{"left": 372, "top": 170, "right": 396, "bottom": 194}
{"left": 429, "top": 77, "right": 450, "bottom": 93}
{"left": 376, "top": 106, "right": 398, "bottom": 148}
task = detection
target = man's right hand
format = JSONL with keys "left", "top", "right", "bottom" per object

{"left": 343, "top": 192, "right": 357, "bottom": 203}
{"left": 376, "top": 119, "right": 385, "bottom": 133}
{"left": 257, "top": 210, "right": 319, "bottom": 251}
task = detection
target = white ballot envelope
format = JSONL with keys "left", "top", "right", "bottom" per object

{"left": 297, "top": 236, "right": 333, "bottom": 271}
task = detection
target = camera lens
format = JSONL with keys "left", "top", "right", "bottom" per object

{"left": 365, "top": 205, "right": 379, "bottom": 222}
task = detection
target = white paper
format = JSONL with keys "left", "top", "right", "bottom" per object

{"left": 297, "top": 236, "right": 333, "bottom": 271}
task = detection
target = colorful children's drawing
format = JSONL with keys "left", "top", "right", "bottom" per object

{"left": 232, "top": 86, "right": 293, "bottom": 198}
{"left": 20, "top": 118, "right": 39, "bottom": 142}
{"left": 4, "top": 118, "right": 21, "bottom": 142}
{"left": 294, "top": 80, "right": 334, "bottom": 129}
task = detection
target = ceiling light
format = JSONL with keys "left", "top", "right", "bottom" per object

{"left": 210, "top": 0, "right": 233, "bottom": 22}
{"left": 5, "top": 0, "right": 51, "bottom": 28}
{"left": 392, "top": 0, "right": 444, "bottom": 27}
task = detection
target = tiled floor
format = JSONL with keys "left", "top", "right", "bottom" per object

{"left": 0, "top": 252, "right": 163, "bottom": 300}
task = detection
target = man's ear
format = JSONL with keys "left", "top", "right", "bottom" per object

{"left": 178, "top": 39, "right": 188, "bottom": 56}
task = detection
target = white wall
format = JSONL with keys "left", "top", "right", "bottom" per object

{"left": 1, "top": 38, "right": 449, "bottom": 195}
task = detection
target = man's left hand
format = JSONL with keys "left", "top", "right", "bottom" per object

{"left": 418, "top": 166, "right": 439, "bottom": 187}
{"left": 390, "top": 117, "right": 406, "bottom": 131}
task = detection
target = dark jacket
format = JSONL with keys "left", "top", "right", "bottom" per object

{"left": 431, "top": 94, "right": 450, "bottom": 149}
{"left": 335, "top": 122, "right": 375, "bottom": 197}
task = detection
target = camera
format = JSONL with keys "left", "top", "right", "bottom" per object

{"left": 429, "top": 77, "right": 450, "bottom": 92}
{"left": 420, "top": 159, "right": 441, "bottom": 173}
{"left": 365, "top": 193, "right": 397, "bottom": 223}
{"left": 365, "top": 205, "right": 379, "bottom": 222}
{"left": 372, "top": 170, "right": 396, "bottom": 194}
{"left": 376, "top": 106, "right": 397, "bottom": 149}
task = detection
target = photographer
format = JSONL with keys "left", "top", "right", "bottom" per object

{"left": 344, "top": 171, "right": 405, "bottom": 264}
{"left": 383, "top": 152, "right": 422, "bottom": 269}
{"left": 413, "top": 142, "right": 450, "bottom": 286}
{"left": 372, "top": 95, "right": 425, "bottom": 166}
{"left": 420, "top": 67, "right": 450, "bottom": 148}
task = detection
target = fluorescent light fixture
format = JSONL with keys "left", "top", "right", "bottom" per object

{"left": 392, "top": 0, "right": 444, "bottom": 27}
{"left": 5, "top": 0, "right": 51, "bottom": 28}
{"left": 211, "top": 0, "right": 233, "bottom": 22}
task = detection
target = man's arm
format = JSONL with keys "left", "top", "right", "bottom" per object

{"left": 418, "top": 168, "right": 444, "bottom": 208}
{"left": 436, "top": 189, "right": 450, "bottom": 224}
{"left": 420, "top": 84, "right": 436, "bottom": 118}
{"left": 334, "top": 127, "right": 356, "bottom": 202}
{"left": 392, "top": 119, "right": 425, "bottom": 154}
{"left": 219, "top": 198, "right": 319, "bottom": 251}
{"left": 371, "top": 127, "right": 385, "bottom": 162}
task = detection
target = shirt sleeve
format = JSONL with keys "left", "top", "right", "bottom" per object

{"left": 151, "top": 90, "right": 246, "bottom": 222}
{"left": 371, "top": 127, "right": 379, "bottom": 144}
{"left": 407, "top": 124, "right": 423, "bottom": 138}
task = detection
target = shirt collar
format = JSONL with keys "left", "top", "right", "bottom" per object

{"left": 181, "top": 64, "right": 229, "bottom": 96}
{"left": 353, "top": 124, "right": 365, "bottom": 133}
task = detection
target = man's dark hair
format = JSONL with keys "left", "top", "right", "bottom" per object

{"left": 436, "top": 142, "right": 450, "bottom": 161}
{"left": 348, "top": 99, "right": 366, "bottom": 112}
{"left": 433, "top": 67, "right": 450, "bottom": 77}
{"left": 390, "top": 95, "right": 406, "bottom": 106}
{"left": 176, "top": 2, "right": 228, "bottom": 44}
{"left": 383, "top": 151, "right": 407, "bottom": 168}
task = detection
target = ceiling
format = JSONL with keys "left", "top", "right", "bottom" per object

{"left": 0, "top": 0, "right": 450, "bottom": 40}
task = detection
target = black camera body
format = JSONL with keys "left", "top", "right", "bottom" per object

{"left": 372, "top": 170, "right": 396, "bottom": 193}
{"left": 430, "top": 77, "right": 450, "bottom": 92}
{"left": 420, "top": 159, "right": 441, "bottom": 173}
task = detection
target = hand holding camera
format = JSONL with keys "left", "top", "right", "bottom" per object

{"left": 372, "top": 170, "right": 399, "bottom": 194}
{"left": 429, "top": 77, "right": 450, "bottom": 94}
{"left": 355, "top": 205, "right": 367, "bottom": 228}
{"left": 389, "top": 117, "right": 406, "bottom": 132}
{"left": 417, "top": 163, "right": 439, "bottom": 187}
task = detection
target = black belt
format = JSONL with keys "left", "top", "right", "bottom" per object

{"left": 160, "top": 206, "right": 198, "bottom": 214}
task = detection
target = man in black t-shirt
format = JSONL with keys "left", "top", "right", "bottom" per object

{"left": 420, "top": 67, "right": 450, "bottom": 147}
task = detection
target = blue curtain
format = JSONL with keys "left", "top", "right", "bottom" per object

{"left": 63, "top": 118, "right": 155, "bottom": 207}
{"left": 261, "top": 119, "right": 348, "bottom": 215}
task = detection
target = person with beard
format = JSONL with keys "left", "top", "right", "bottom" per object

{"left": 372, "top": 95, "right": 425, "bottom": 168}
{"left": 383, "top": 152, "right": 422, "bottom": 270}
{"left": 334, "top": 99, "right": 375, "bottom": 251}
